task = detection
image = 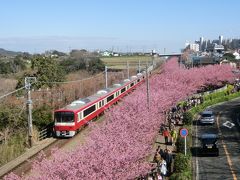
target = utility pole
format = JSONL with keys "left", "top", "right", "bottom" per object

{"left": 25, "top": 77, "right": 36, "bottom": 148}
{"left": 138, "top": 60, "right": 141, "bottom": 73}
{"left": 146, "top": 65, "right": 150, "bottom": 110}
{"left": 127, "top": 61, "right": 129, "bottom": 79}
{"left": 105, "top": 66, "right": 108, "bottom": 88}
{"left": 151, "top": 56, "right": 154, "bottom": 67}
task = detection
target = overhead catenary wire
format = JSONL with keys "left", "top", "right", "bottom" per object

{"left": 0, "top": 86, "right": 26, "bottom": 100}
{"left": 36, "top": 71, "right": 105, "bottom": 84}
{"left": 0, "top": 70, "right": 125, "bottom": 100}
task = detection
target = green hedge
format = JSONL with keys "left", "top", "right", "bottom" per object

{"left": 182, "top": 111, "right": 193, "bottom": 125}
{"left": 169, "top": 171, "right": 192, "bottom": 180}
{"left": 190, "top": 91, "right": 240, "bottom": 115}
{"left": 170, "top": 153, "right": 192, "bottom": 180}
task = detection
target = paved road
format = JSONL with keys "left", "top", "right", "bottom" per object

{"left": 192, "top": 98, "right": 240, "bottom": 180}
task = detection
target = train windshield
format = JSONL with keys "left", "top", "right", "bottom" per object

{"left": 55, "top": 112, "right": 74, "bottom": 123}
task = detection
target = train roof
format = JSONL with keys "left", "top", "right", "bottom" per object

{"left": 55, "top": 73, "right": 143, "bottom": 112}
{"left": 61, "top": 86, "right": 119, "bottom": 111}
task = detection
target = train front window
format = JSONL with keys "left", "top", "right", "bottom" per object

{"left": 55, "top": 112, "right": 74, "bottom": 123}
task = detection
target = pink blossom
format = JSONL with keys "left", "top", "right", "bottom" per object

{"left": 4, "top": 57, "right": 235, "bottom": 180}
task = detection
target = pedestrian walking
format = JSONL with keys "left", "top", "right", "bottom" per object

{"left": 162, "top": 128, "right": 170, "bottom": 145}
{"left": 154, "top": 152, "right": 161, "bottom": 164}
{"left": 158, "top": 157, "right": 167, "bottom": 179}
{"left": 165, "top": 149, "right": 173, "bottom": 175}
{"left": 170, "top": 128, "right": 177, "bottom": 146}
{"left": 157, "top": 146, "right": 164, "bottom": 157}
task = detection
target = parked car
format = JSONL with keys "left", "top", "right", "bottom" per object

{"left": 200, "top": 110, "right": 215, "bottom": 125}
{"left": 200, "top": 133, "right": 219, "bottom": 156}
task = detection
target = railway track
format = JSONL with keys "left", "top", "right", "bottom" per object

{"left": 0, "top": 61, "right": 164, "bottom": 178}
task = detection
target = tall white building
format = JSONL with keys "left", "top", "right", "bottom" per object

{"left": 219, "top": 35, "right": 223, "bottom": 45}
{"left": 200, "top": 37, "right": 204, "bottom": 51}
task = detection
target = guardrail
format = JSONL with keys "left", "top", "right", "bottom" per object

{"left": 38, "top": 123, "right": 54, "bottom": 141}
{"left": 38, "top": 128, "right": 48, "bottom": 141}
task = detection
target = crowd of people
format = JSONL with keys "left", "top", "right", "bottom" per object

{"left": 138, "top": 96, "right": 204, "bottom": 180}
{"left": 138, "top": 83, "right": 240, "bottom": 179}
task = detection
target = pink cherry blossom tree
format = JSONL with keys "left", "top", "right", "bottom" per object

{"left": 4, "top": 57, "right": 235, "bottom": 180}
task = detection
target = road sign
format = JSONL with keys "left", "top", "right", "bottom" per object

{"left": 223, "top": 121, "right": 235, "bottom": 129}
{"left": 180, "top": 128, "right": 188, "bottom": 137}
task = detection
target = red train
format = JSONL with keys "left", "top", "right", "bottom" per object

{"left": 54, "top": 70, "right": 150, "bottom": 137}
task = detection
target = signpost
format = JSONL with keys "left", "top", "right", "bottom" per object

{"left": 180, "top": 128, "right": 188, "bottom": 156}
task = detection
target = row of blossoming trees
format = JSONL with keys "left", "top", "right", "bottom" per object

{"left": 6, "top": 57, "right": 235, "bottom": 180}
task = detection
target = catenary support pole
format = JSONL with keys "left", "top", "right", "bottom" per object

{"left": 105, "top": 66, "right": 108, "bottom": 89}
{"left": 138, "top": 60, "right": 140, "bottom": 73}
{"left": 25, "top": 77, "right": 36, "bottom": 147}
{"left": 146, "top": 65, "right": 150, "bottom": 110}
{"left": 127, "top": 61, "right": 129, "bottom": 79}
{"left": 184, "top": 136, "right": 187, "bottom": 156}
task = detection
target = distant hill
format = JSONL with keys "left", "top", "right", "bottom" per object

{"left": 0, "top": 48, "right": 23, "bottom": 56}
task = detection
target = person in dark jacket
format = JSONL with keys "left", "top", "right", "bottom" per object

{"left": 165, "top": 149, "right": 173, "bottom": 175}
{"left": 157, "top": 146, "right": 164, "bottom": 157}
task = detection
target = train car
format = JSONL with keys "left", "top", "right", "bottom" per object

{"left": 54, "top": 72, "right": 147, "bottom": 137}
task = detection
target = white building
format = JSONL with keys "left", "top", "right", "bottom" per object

{"left": 200, "top": 37, "right": 204, "bottom": 51}
{"left": 233, "top": 51, "right": 240, "bottom": 60}
{"left": 219, "top": 35, "right": 223, "bottom": 45}
{"left": 189, "top": 43, "right": 199, "bottom": 52}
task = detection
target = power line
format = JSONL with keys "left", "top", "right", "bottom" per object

{"left": 37, "top": 71, "right": 105, "bottom": 84}
{"left": 0, "top": 70, "right": 118, "bottom": 100}
{"left": 0, "top": 86, "right": 25, "bottom": 100}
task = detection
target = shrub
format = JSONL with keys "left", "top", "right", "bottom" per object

{"left": 169, "top": 171, "right": 191, "bottom": 180}
{"left": 32, "top": 104, "right": 53, "bottom": 129}
{"left": 182, "top": 111, "right": 193, "bottom": 125}
{"left": 174, "top": 153, "right": 191, "bottom": 173}
{"left": 176, "top": 135, "right": 191, "bottom": 154}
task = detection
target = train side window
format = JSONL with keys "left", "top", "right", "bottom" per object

{"left": 83, "top": 104, "right": 96, "bottom": 117}
{"left": 137, "top": 79, "right": 140, "bottom": 82}
{"left": 121, "top": 87, "right": 126, "bottom": 93}
{"left": 99, "top": 101, "right": 102, "bottom": 108}
{"left": 102, "top": 100, "right": 104, "bottom": 105}
{"left": 78, "top": 112, "right": 83, "bottom": 121}
{"left": 107, "top": 94, "right": 114, "bottom": 102}
{"left": 130, "top": 82, "right": 134, "bottom": 87}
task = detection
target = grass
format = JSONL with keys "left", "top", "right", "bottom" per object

{"left": 0, "top": 132, "right": 26, "bottom": 166}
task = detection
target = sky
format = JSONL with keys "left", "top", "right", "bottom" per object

{"left": 0, "top": 0, "right": 240, "bottom": 53}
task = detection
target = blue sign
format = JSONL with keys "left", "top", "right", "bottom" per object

{"left": 180, "top": 128, "right": 188, "bottom": 137}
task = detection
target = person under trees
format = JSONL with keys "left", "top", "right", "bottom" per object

{"left": 162, "top": 128, "right": 170, "bottom": 145}
{"left": 170, "top": 128, "right": 177, "bottom": 146}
